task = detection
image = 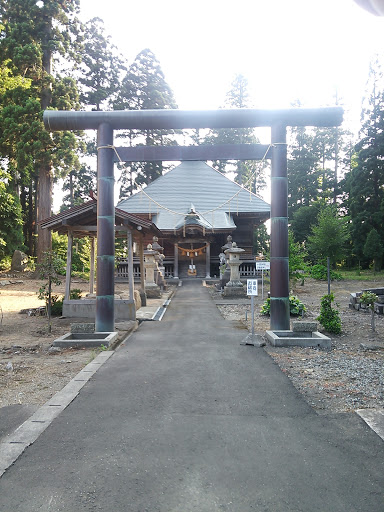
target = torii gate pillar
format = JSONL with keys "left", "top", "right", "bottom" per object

{"left": 270, "top": 123, "right": 289, "bottom": 329}
{"left": 96, "top": 123, "right": 115, "bottom": 332}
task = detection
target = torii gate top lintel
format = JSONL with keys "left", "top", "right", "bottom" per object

{"left": 43, "top": 107, "right": 343, "bottom": 132}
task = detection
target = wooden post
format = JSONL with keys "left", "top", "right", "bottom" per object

{"left": 89, "top": 237, "right": 95, "bottom": 295}
{"left": 174, "top": 242, "right": 179, "bottom": 278}
{"left": 138, "top": 233, "right": 145, "bottom": 291}
{"left": 65, "top": 231, "right": 73, "bottom": 301}
{"left": 127, "top": 228, "right": 134, "bottom": 301}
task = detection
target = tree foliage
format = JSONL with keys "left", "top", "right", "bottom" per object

{"left": 0, "top": 169, "right": 24, "bottom": 257}
{"left": 288, "top": 231, "right": 308, "bottom": 282}
{"left": 77, "top": 17, "right": 126, "bottom": 111}
{"left": 307, "top": 206, "right": 350, "bottom": 266}
{"left": 0, "top": 0, "right": 83, "bottom": 261}
{"left": 343, "top": 57, "right": 384, "bottom": 267}
{"left": 203, "top": 74, "right": 267, "bottom": 193}
{"left": 363, "top": 228, "right": 383, "bottom": 271}
{"left": 114, "top": 49, "right": 178, "bottom": 195}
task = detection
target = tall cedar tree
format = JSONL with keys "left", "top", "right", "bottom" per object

{"left": 114, "top": 49, "right": 178, "bottom": 195}
{"left": 0, "top": 0, "right": 83, "bottom": 261}
{"left": 61, "top": 17, "right": 126, "bottom": 208}
{"left": 288, "top": 124, "right": 352, "bottom": 224}
{"left": 203, "top": 74, "right": 267, "bottom": 193}
{"left": 77, "top": 17, "right": 126, "bottom": 111}
{"left": 0, "top": 59, "right": 31, "bottom": 256}
{"left": 343, "top": 58, "right": 384, "bottom": 266}
{"left": 287, "top": 126, "right": 321, "bottom": 219}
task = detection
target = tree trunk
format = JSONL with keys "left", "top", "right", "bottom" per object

{"left": 36, "top": 164, "right": 52, "bottom": 263}
{"left": 371, "top": 308, "right": 376, "bottom": 332}
{"left": 48, "top": 275, "right": 52, "bottom": 334}
{"left": 36, "top": 19, "right": 53, "bottom": 264}
{"left": 28, "top": 182, "right": 34, "bottom": 255}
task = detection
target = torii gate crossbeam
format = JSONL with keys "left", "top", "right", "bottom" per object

{"left": 44, "top": 107, "right": 343, "bottom": 333}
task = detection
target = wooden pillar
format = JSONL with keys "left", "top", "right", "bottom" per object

{"left": 138, "top": 233, "right": 145, "bottom": 291}
{"left": 205, "top": 242, "right": 211, "bottom": 279}
{"left": 270, "top": 123, "right": 290, "bottom": 330}
{"left": 89, "top": 237, "right": 95, "bottom": 295}
{"left": 127, "top": 228, "right": 134, "bottom": 301}
{"left": 64, "top": 231, "right": 73, "bottom": 301}
{"left": 174, "top": 242, "right": 179, "bottom": 278}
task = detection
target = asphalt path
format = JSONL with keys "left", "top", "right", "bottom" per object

{"left": 0, "top": 280, "right": 383, "bottom": 511}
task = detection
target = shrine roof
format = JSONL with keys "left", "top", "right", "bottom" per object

{"left": 40, "top": 199, "right": 160, "bottom": 237}
{"left": 117, "top": 161, "right": 270, "bottom": 231}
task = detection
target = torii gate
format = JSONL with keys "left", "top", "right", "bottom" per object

{"left": 44, "top": 107, "right": 343, "bottom": 333}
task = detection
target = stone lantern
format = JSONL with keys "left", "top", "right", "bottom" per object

{"left": 223, "top": 241, "right": 246, "bottom": 297}
{"left": 144, "top": 243, "right": 161, "bottom": 298}
{"left": 152, "top": 236, "right": 166, "bottom": 289}
{"left": 220, "top": 235, "right": 233, "bottom": 288}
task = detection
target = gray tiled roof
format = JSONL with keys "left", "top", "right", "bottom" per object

{"left": 117, "top": 161, "right": 270, "bottom": 231}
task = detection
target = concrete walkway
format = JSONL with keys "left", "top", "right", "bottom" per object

{"left": 0, "top": 280, "right": 383, "bottom": 511}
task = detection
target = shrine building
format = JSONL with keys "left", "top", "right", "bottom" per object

{"left": 117, "top": 160, "right": 270, "bottom": 280}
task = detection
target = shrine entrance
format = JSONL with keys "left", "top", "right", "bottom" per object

{"left": 177, "top": 241, "right": 208, "bottom": 278}
{"left": 44, "top": 107, "right": 343, "bottom": 332}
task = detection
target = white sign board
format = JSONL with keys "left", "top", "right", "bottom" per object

{"left": 256, "top": 261, "right": 270, "bottom": 270}
{"left": 247, "top": 279, "right": 258, "bottom": 296}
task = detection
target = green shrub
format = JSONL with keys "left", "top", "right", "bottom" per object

{"left": 360, "top": 291, "right": 378, "bottom": 309}
{"left": 0, "top": 255, "right": 12, "bottom": 271}
{"left": 261, "top": 295, "right": 306, "bottom": 317}
{"left": 70, "top": 289, "right": 82, "bottom": 300}
{"left": 317, "top": 293, "right": 341, "bottom": 334}
{"left": 50, "top": 289, "right": 82, "bottom": 317}
{"left": 310, "top": 264, "right": 343, "bottom": 281}
{"left": 51, "top": 296, "right": 63, "bottom": 316}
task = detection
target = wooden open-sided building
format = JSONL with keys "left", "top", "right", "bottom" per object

{"left": 40, "top": 198, "right": 160, "bottom": 320}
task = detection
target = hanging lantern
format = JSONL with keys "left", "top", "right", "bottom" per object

{"left": 195, "top": 251, "right": 198, "bottom": 256}
{"left": 187, "top": 251, "right": 190, "bottom": 256}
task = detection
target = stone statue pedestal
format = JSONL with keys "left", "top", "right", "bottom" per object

{"left": 223, "top": 242, "right": 246, "bottom": 298}
{"left": 144, "top": 244, "right": 161, "bottom": 298}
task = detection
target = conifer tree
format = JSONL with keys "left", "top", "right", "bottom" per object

{"left": 0, "top": 0, "right": 83, "bottom": 261}
{"left": 77, "top": 17, "right": 126, "bottom": 111}
{"left": 203, "top": 74, "right": 266, "bottom": 193}
{"left": 343, "top": 57, "right": 384, "bottom": 265}
{"left": 287, "top": 126, "right": 321, "bottom": 219}
{"left": 363, "top": 228, "right": 383, "bottom": 271}
{"left": 114, "top": 49, "right": 178, "bottom": 194}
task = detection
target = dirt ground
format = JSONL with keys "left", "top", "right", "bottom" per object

{"left": 0, "top": 273, "right": 137, "bottom": 408}
{"left": 1, "top": 273, "right": 383, "bottom": 416}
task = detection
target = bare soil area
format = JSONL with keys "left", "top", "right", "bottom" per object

{"left": 0, "top": 274, "right": 95, "bottom": 408}
{"left": 215, "top": 277, "right": 384, "bottom": 414}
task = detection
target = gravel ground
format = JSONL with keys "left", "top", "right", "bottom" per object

{"left": 213, "top": 279, "right": 384, "bottom": 415}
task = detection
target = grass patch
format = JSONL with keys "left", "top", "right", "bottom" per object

{"left": 339, "top": 269, "right": 384, "bottom": 281}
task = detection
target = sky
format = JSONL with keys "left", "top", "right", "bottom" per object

{"left": 77, "top": 0, "right": 384, "bottom": 139}
{"left": 54, "top": 0, "right": 384, "bottom": 209}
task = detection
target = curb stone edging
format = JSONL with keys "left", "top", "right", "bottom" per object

{"left": 355, "top": 408, "right": 384, "bottom": 441}
{"left": 0, "top": 351, "right": 114, "bottom": 477}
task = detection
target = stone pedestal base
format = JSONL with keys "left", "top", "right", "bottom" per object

{"left": 223, "top": 285, "right": 246, "bottom": 298}
{"left": 145, "top": 284, "right": 161, "bottom": 298}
